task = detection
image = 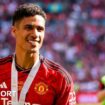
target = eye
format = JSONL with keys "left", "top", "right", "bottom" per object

{"left": 24, "top": 25, "right": 33, "bottom": 30}
{"left": 37, "top": 26, "right": 44, "bottom": 32}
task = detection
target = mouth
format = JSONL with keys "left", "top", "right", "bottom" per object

{"left": 27, "top": 40, "right": 39, "bottom": 46}
{"left": 26, "top": 37, "right": 40, "bottom": 45}
{"left": 25, "top": 35, "right": 41, "bottom": 48}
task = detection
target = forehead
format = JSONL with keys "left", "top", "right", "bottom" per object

{"left": 19, "top": 15, "right": 45, "bottom": 26}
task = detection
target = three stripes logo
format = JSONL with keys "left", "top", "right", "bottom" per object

{"left": 0, "top": 82, "right": 7, "bottom": 89}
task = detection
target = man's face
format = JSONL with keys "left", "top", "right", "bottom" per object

{"left": 12, "top": 15, "right": 45, "bottom": 54}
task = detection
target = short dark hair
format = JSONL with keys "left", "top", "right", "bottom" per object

{"left": 12, "top": 3, "right": 47, "bottom": 26}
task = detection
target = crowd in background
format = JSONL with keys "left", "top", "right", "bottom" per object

{"left": 0, "top": 0, "right": 105, "bottom": 103}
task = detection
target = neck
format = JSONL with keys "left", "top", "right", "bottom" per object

{"left": 15, "top": 51, "right": 39, "bottom": 69}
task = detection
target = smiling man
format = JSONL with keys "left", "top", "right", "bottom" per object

{"left": 0, "top": 3, "right": 76, "bottom": 105}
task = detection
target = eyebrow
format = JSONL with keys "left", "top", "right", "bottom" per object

{"left": 24, "top": 23, "right": 44, "bottom": 27}
{"left": 24, "top": 24, "right": 34, "bottom": 28}
{"left": 24, "top": 24, "right": 45, "bottom": 30}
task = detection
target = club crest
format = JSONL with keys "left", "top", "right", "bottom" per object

{"left": 34, "top": 82, "right": 48, "bottom": 95}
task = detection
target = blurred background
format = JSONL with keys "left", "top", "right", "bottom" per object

{"left": 0, "top": 0, "right": 105, "bottom": 104}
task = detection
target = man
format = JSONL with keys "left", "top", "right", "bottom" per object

{"left": 0, "top": 3, "right": 76, "bottom": 105}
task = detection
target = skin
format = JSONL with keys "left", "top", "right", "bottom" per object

{"left": 11, "top": 15, "right": 46, "bottom": 69}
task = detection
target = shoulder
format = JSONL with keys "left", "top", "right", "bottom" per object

{"left": 0, "top": 55, "right": 12, "bottom": 65}
{"left": 41, "top": 56, "right": 73, "bottom": 84}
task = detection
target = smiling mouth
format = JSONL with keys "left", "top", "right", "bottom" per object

{"left": 26, "top": 36, "right": 40, "bottom": 46}
{"left": 27, "top": 40, "right": 39, "bottom": 46}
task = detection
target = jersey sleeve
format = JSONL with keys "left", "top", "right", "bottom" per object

{"left": 55, "top": 74, "right": 76, "bottom": 105}
{"left": 43, "top": 57, "right": 76, "bottom": 105}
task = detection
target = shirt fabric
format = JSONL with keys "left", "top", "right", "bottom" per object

{"left": 0, "top": 55, "right": 76, "bottom": 105}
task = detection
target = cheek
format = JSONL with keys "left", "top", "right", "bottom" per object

{"left": 15, "top": 33, "right": 25, "bottom": 44}
{"left": 41, "top": 34, "right": 44, "bottom": 43}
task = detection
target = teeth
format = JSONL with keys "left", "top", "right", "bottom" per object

{"left": 28, "top": 40, "right": 39, "bottom": 46}
{"left": 29, "top": 40, "right": 35, "bottom": 43}
{"left": 28, "top": 40, "right": 38, "bottom": 43}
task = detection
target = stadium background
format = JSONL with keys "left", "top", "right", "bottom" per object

{"left": 0, "top": 0, "right": 105, "bottom": 104}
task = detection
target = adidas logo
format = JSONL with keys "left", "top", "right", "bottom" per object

{"left": 0, "top": 82, "right": 7, "bottom": 88}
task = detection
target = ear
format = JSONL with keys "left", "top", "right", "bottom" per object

{"left": 11, "top": 26, "right": 16, "bottom": 38}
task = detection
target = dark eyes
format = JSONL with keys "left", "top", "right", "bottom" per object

{"left": 37, "top": 26, "right": 44, "bottom": 32}
{"left": 25, "top": 25, "right": 33, "bottom": 30}
{"left": 24, "top": 25, "right": 44, "bottom": 32}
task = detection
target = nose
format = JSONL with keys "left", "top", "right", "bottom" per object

{"left": 30, "top": 27, "right": 39, "bottom": 37}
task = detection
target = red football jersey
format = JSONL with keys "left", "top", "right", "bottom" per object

{"left": 0, "top": 55, "right": 76, "bottom": 105}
